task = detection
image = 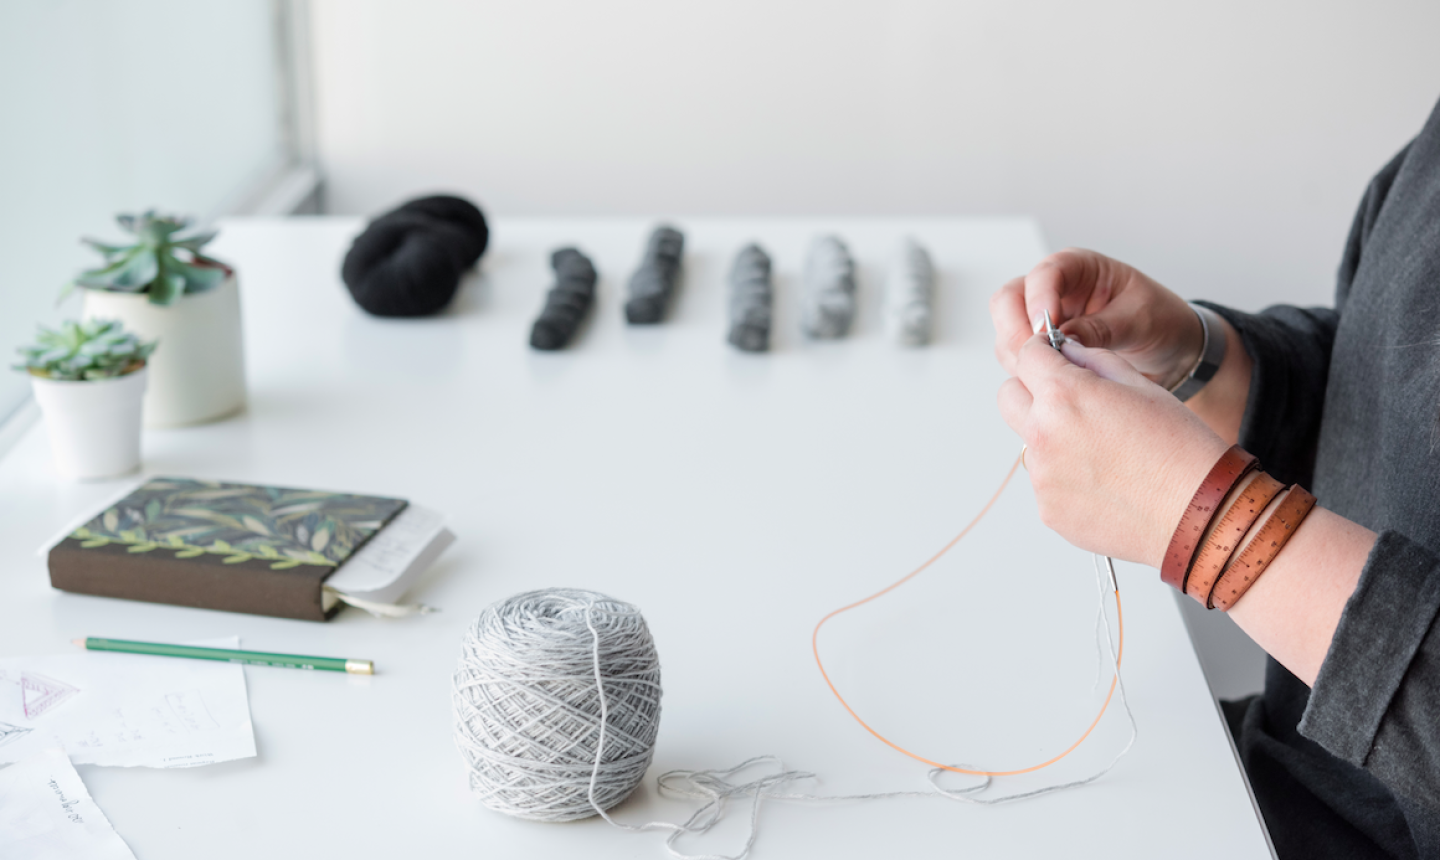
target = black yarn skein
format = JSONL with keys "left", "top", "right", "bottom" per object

{"left": 624, "top": 225, "right": 684, "bottom": 324}
{"left": 341, "top": 194, "right": 489, "bottom": 317}
{"left": 530, "top": 248, "right": 597, "bottom": 351}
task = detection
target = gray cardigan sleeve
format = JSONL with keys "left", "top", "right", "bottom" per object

{"left": 1303, "top": 532, "right": 1440, "bottom": 816}
{"left": 1198, "top": 138, "right": 1440, "bottom": 826}
{"left": 1194, "top": 302, "right": 1337, "bottom": 488}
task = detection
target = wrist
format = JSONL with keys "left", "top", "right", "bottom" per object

{"left": 1152, "top": 442, "right": 1254, "bottom": 573}
{"left": 1159, "top": 304, "right": 1214, "bottom": 395}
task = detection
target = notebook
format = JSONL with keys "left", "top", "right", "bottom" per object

{"left": 45, "top": 478, "right": 453, "bottom": 621}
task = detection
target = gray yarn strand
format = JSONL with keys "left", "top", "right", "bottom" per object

{"left": 885, "top": 237, "right": 935, "bottom": 346}
{"left": 800, "top": 235, "right": 856, "bottom": 339}
{"left": 452, "top": 588, "right": 663, "bottom": 821}
{"left": 588, "top": 553, "right": 1135, "bottom": 860}
{"left": 626, "top": 226, "right": 685, "bottom": 324}
{"left": 727, "top": 244, "right": 773, "bottom": 352}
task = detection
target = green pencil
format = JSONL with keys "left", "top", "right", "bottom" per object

{"left": 73, "top": 637, "right": 374, "bottom": 675}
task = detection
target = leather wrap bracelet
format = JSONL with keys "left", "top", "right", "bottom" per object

{"left": 1208, "top": 486, "right": 1318, "bottom": 611}
{"left": 1161, "top": 446, "right": 1259, "bottom": 592}
{"left": 1183, "top": 471, "right": 1286, "bottom": 605}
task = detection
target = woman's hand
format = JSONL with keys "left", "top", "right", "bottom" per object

{"left": 990, "top": 249, "right": 1203, "bottom": 389}
{"left": 997, "top": 335, "right": 1230, "bottom": 567}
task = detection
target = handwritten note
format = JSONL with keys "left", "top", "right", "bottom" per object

{"left": 0, "top": 748, "right": 137, "bottom": 859}
{"left": 324, "top": 503, "right": 452, "bottom": 603}
{"left": 0, "top": 638, "right": 254, "bottom": 769}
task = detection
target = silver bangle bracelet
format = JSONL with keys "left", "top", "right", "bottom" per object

{"left": 1169, "top": 303, "right": 1226, "bottom": 402}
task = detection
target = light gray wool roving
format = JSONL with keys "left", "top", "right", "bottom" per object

{"left": 885, "top": 237, "right": 935, "bottom": 346}
{"left": 625, "top": 225, "right": 685, "bottom": 324}
{"left": 727, "top": 243, "right": 773, "bottom": 352}
{"left": 800, "top": 235, "right": 856, "bottom": 339}
{"left": 452, "top": 588, "right": 663, "bottom": 822}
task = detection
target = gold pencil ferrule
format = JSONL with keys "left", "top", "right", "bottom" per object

{"left": 345, "top": 659, "right": 374, "bottom": 675}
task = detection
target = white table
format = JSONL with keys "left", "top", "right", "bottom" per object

{"left": 0, "top": 217, "right": 1272, "bottom": 858}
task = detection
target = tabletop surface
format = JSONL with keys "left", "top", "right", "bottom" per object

{"left": 0, "top": 216, "right": 1272, "bottom": 859}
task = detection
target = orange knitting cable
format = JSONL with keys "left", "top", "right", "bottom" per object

{"left": 812, "top": 449, "right": 1125, "bottom": 777}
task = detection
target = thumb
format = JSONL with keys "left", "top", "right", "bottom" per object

{"left": 1059, "top": 340, "right": 1152, "bottom": 388}
{"left": 1058, "top": 305, "right": 1135, "bottom": 352}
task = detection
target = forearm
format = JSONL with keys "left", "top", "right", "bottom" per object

{"left": 1227, "top": 507, "right": 1376, "bottom": 686}
{"left": 1183, "top": 317, "right": 1250, "bottom": 446}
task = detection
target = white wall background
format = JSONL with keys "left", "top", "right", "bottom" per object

{"left": 311, "top": 0, "right": 1440, "bottom": 314}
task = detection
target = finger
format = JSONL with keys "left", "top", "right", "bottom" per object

{"left": 1023, "top": 258, "right": 1068, "bottom": 333}
{"left": 1023, "top": 249, "right": 1096, "bottom": 329}
{"left": 989, "top": 277, "right": 1031, "bottom": 374}
{"left": 1014, "top": 332, "right": 1086, "bottom": 397}
{"left": 996, "top": 376, "right": 1033, "bottom": 435}
{"left": 1059, "top": 340, "right": 1152, "bottom": 388}
{"left": 1057, "top": 300, "right": 1141, "bottom": 352}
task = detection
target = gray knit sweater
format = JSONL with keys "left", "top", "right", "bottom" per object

{"left": 1199, "top": 97, "right": 1440, "bottom": 860}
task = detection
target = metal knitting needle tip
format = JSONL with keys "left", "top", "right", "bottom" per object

{"left": 1042, "top": 310, "right": 1066, "bottom": 350}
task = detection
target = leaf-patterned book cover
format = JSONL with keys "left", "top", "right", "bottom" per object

{"left": 64, "top": 478, "right": 408, "bottom": 572}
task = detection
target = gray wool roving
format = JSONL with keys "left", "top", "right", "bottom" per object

{"left": 885, "top": 238, "right": 935, "bottom": 346}
{"left": 530, "top": 248, "right": 597, "bottom": 350}
{"left": 452, "top": 588, "right": 662, "bottom": 821}
{"left": 727, "top": 244, "right": 773, "bottom": 352}
{"left": 625, "top": 226, "right": 685, "bottom": 324}
{"left": 800, "top": 235, "right": 856, "bottom": 339}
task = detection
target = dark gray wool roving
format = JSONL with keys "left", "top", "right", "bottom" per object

{"left": 530, "top": 248, "right": 597, "bottom": 351}
{"left": 623, "top": 226, "right": 685, "bottom": 324}
{"left": 727, "top": 244, "right": 772, "bottom": 352}
{"left": 341, "top": 194, "right": 489, "bottom": 317}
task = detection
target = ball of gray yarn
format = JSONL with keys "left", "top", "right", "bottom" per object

{"left": 625, "top": 225, "right": 685, "bottom": 324}
{"left": 452, "top": 588, "right": 663, "bottom": 821}
{"left": 800, "top": 235, "right": 857, "bottom": 339}
{"left": 727, "top": 243, "right": 772, "bottom": 352}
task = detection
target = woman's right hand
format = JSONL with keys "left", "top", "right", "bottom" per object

{"left": 990, "top": 248, "right": 1203, "bottom": 389}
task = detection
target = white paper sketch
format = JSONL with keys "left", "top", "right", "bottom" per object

{"left": 21, "top": 671, "right": 79, "bottom": 719}
{"left": 0, "top": 720, "right": 33, "bottom": 748}
{"left": 0, "top": 637, "right": 255, "bottom": 768}
{"left": 0, "top": 747, "right": 138, "bottom": 859}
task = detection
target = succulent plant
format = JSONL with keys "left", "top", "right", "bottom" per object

{"left": 14, "top": 319, "right": 157, "bottom": 381}
{"left": 67, "top": 210, "right": 228, "bottom": 306}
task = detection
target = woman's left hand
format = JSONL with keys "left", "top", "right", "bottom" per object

{"left": 997, "top": 334, "right": 1231, "bottom": 568}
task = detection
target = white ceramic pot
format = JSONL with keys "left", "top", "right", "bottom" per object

{"left": 31, "top": 367, "right": 148, "bottom": 480}
{"left": 82, "top": 274, "right": 247, "bottom": 428}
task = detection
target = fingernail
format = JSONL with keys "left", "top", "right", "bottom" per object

{"left": 1032, "top": 315, "right": 1045, "bottom": 334}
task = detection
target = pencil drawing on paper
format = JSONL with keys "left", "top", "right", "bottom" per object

{"left": 20, "top": 672, "right": 79, "bottom": 720}
{"left": 0, "top": 721, "right": 32, "bottom": 748}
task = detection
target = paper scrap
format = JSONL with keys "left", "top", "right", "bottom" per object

{"left": 0, "top": 638, "right": 255, "bottom": 769}
{"left": 0, "top": 747, "right": 138, "bottom": 859}
{"left": 324, "top": 503, "right": 453, "bottom": 603}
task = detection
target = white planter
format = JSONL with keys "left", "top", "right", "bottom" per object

{"left": 31, "top": 367, "right": 148, "bottom": 480}
{"left": 82, "top": 274, "right": 247, "bottom": 428}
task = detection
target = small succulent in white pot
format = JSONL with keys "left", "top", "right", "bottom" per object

{"left": 16, "top": 319, "right": 157, "bottom": 480}
{"left": 72, "top": 210, "right": 246, "bottom": 428}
